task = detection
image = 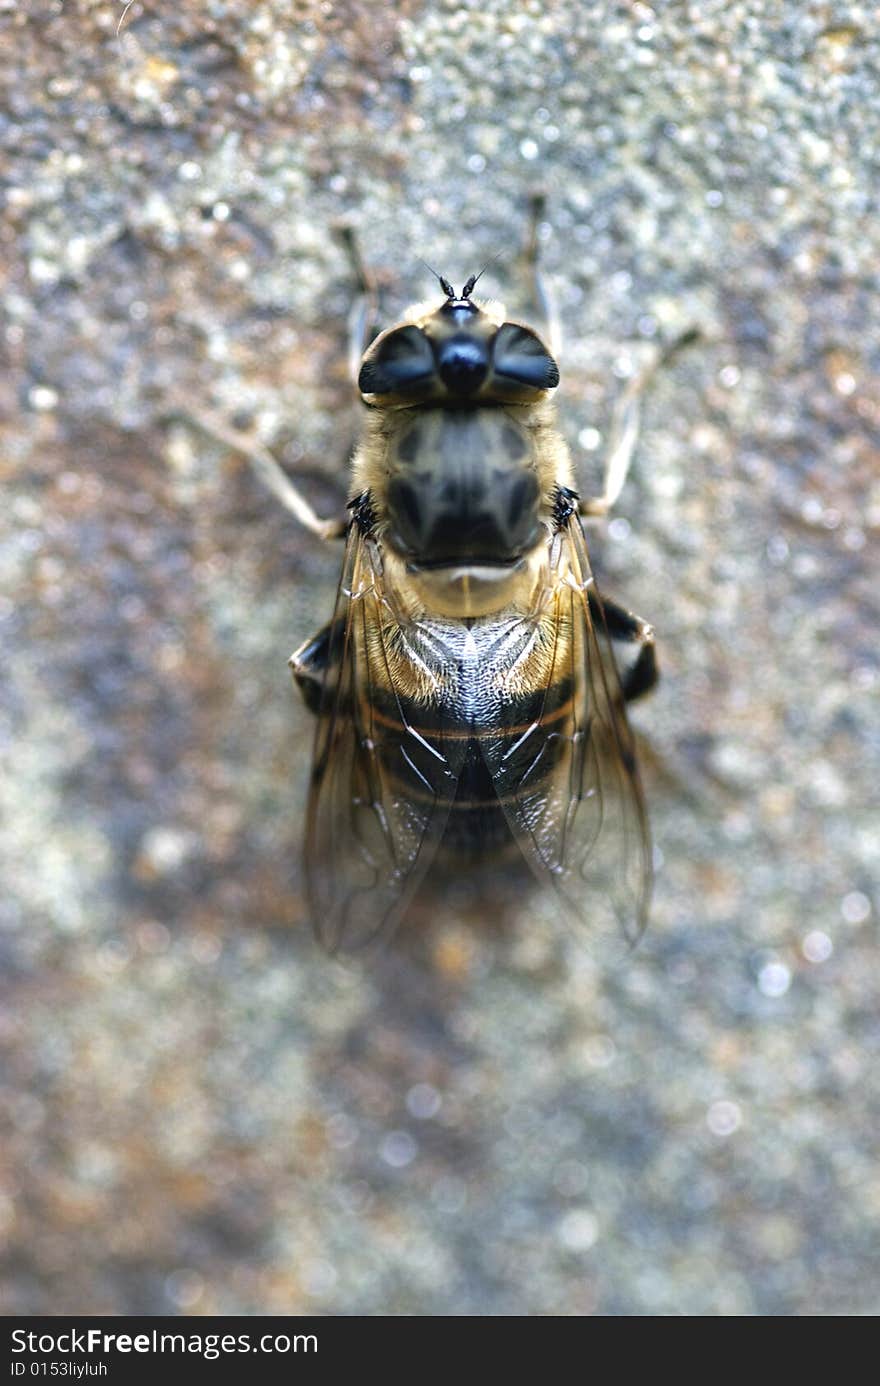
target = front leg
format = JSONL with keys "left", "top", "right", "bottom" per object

{"left": 516, "top": 190, "right": 562, "bottom": 361}
{"left": 334, "top": 220, "right": 382, "bottom": 385}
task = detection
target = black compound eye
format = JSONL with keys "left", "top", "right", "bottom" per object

{"left": 358, "top": 326, "right": 435, "bottom": 396}
{"left": 492, "top": 323, "right": 560, "bottom": 390}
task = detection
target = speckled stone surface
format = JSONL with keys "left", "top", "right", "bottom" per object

{"left": 2, "top": 1, "right": 878, "bottom": 1315}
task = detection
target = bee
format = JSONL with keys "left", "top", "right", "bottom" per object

{"left": 179, "top": 203, "right": 684, "bottom": 954}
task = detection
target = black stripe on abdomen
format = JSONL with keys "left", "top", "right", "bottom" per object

{"left": 439, "top": 741, "right": 513, "bottom": 862}
{"left": 373, "top": 678, "right": 576, "bottom": 863}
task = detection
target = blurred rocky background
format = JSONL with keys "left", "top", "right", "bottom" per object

{"left": 2, "top": 0, "right": 878, "bottom": 1315}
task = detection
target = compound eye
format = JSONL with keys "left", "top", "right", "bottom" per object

{"left": 358, "top": 326, "right": 435, "bottom": 396}
{"left": 492, "top": 323, "right": 560, "bottom": 390}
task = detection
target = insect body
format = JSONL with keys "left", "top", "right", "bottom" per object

{"left": 288, "top": 257, "right": 659, "bottom": 954}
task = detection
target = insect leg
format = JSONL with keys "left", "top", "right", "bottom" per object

{"left": 289, "top": 617, "right": 345, "bottom": 714}
{"left": 334, "top": 221, "right": 382, "bottom": 384}
{"left": 580, "top": 328, "right": 700, "bottom": 519}
{"left": 591, "top": 592, "right": 658, "bottom": 703}
{"left": 165, "top": 398, "right": 347, "bottom": 541}
{"left": 518, "top": 191, "right": 562, "bottom": 360}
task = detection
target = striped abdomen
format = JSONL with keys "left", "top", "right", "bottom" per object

{"left": 372, "top": 614, "right": 577, "bottom": 866}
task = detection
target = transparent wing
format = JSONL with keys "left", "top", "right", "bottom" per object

{"left": 304, "top": 523, "right": 464, "bottom": 953}
{"left": 482, "top": 513, "right": 653, "bottom": 947}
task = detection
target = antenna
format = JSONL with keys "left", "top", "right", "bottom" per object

{"left": 418, "top": 258, "right": 455, "bottom": 299}
{"left": 461, "top": 250, "right": 504, "bottom": 300}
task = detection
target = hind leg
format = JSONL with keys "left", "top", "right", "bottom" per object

{"left": 289, "top": 617, "right": 345, "bottom": 714}
{"left": 591, "top": 592, "right": 658, "bottom": 703}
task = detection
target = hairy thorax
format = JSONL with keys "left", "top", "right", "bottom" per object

{"left": 354, "top": 400, "right": 574, "bottom": 619}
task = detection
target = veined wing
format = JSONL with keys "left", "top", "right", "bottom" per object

{"left": 304, "top": 519, "right": 465, "bottom": 953}
{"left": 481, "top": 506, "right": 652, "bottom": 948}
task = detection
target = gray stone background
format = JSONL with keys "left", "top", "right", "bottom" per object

{"left": 2, "top": 0, "right": 878, "bottom": 1315}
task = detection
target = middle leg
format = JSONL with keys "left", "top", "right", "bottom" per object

{"left": 163, "top": 397, "right": 348, "bottom": 541}
{"left": 580, "top": 328, "right": 700, "bottom": 520}
{"left": 161, "top": 224, "right": 383, "bottom": 541}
